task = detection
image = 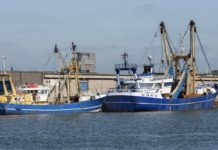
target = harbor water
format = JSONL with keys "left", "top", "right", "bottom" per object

{"left": 1, "top": 109, "right": 218, "bottom": 149}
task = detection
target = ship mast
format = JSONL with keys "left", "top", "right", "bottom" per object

{"left": 189, "top": 20, "right": 197, "bottom": 94}
{"left": 160, "top": 21, "right": 176, "bottom": 79}
{"left": 160, "top": 22, "right": 170, "bottom": 67}
{"left": 115, "top": 52, "right": 137, "bottom": 88}
{"left": 70, "top": 42, "right": 80, "bottom": 98}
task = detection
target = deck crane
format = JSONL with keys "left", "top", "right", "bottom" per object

{"left": 170, "top": 20, "right": 198, "bottom": 97}
{"left": 52, "top": 42, "right": 82, "bottom": 103}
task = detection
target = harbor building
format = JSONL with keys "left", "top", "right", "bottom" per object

{"left": 78, "top": 52, "right": 96, "bottom": 73}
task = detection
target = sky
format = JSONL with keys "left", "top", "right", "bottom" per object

{"left": 0, "top": 0, "right": 218, "bottom": 73}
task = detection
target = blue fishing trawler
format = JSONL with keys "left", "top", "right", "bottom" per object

{"left": 103, "top": 93, "right": 217, "bottom": 112}
{"left": 102, "top": 20, "right": 218, "bottom": 112}
{"left": 0, "top": 42, "right": 105, "bottom": 115}
{"left": 0, "top": 97, "right": 104, "bottom": 115}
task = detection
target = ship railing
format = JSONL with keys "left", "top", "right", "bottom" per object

{"left": 151, "top": 75, "right": 173, "bottom": 81}
{"left": 107, "top": 88, "right": 143, "bottom": 93}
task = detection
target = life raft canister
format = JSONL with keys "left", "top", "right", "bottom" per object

{"left": 27, "top": 83, "right": 38, "bottom": 88}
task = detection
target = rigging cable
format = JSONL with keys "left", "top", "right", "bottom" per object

{"left": 176, "top": 25, "right": 189, "bottom": 50}
{"left": 196, "top": 31, "right": 216, "bottom": 85}
{"left": 42, "top": 51, "right": 53, "bottom": 70}
{"left": 196, "top": 32, "right": 212, "bottom": 73}
{"left": 195, "top": 62, "right": 206, "bottom": 87}
{"left": 138, "top": 26, "right": 159, "bottom": 66}
{"left": 166, "top": 32, "right": 175, "bottom": 54}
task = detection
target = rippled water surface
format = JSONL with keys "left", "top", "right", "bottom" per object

{"left": 1, "top": 109, "right": 218, "bottom": 150}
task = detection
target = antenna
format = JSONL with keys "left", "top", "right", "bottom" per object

{"left": 2, "top": 56, "right": 6, "bottom": 73}
{"left": 121, "top": 51, "right": 128, "bottom": 68}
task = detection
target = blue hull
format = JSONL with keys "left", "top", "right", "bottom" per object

{"left": 0, "top": 97, "right": 105, "bottom": 115}
{"left": 102, "top": 93, "right": 217, "bottom": 112}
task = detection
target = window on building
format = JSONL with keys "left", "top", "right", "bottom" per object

{"left": 80, "top": 81, "right": 89, "bottom": 91}
{"left": 82, "top": 54, "right": 89, "bottom": 59}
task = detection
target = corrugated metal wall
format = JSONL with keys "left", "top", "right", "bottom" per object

{"left": 11, "top": 71, "right": 43, "bottom": 87}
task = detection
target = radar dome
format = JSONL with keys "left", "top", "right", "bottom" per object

{"left": 148, "top": 55, "right": 152, "bottom": 60}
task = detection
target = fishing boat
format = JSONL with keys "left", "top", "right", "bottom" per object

{"left": 0, "top": 42, "right": 105, "bottom": 115}
{"left": 102, "top": 20, "right": 218, "bottom": 112}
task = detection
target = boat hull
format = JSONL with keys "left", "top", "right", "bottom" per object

{"left": 102, "top": 93, "right": 217, "bottom": 112}
{"left": 0, "top": 97, "right": 105, "bottom": 115}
